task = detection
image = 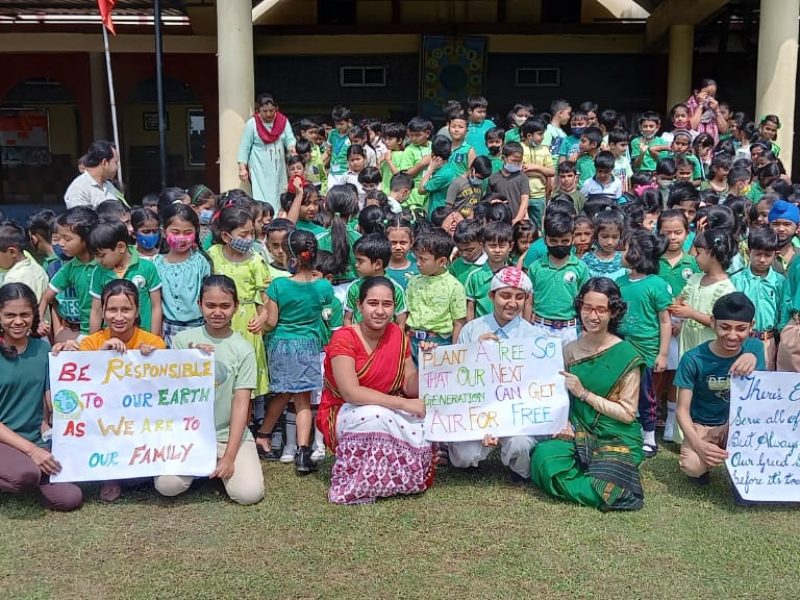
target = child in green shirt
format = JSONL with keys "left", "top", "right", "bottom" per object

{"left": 419, "top": 135, "right": 458, "bottom": 214}
{"left": 631, "top": 111, "right": 669, "bottom": 172}
{"left": 445, "top": 103, "right": 476, "bottom": 176}
{"left": 326, "top": 105, "right": 352, "bottom": 185}
{"left": 485, "top": 127, "right": 505, "bottom": 173}
{"left": 449, "top": 219, "right": 487, "bottom": 285}
{"left": 575, "top": 127, "right": 602, "bottom": 187}
{"left": 380, "top": 122, "right": 408, "bottom": 193}
{"left": 39, "top": 206, "right": 99, "bottom": 337}
{"left": 465, "top": 221, "right": 514, "bottom": 320}
{"left": 401, "top": 116, "right": 433, "bottom": 211}
{"left": 87, "top": 219, "right": 162, "bottom": 334}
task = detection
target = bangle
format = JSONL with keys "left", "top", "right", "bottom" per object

{"left": 579, "top": 389, "right": 590, "bottom": 402}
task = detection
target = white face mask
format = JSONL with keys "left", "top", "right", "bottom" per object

{"left": 513, "top": 115, "right": 527, "bottom": 127}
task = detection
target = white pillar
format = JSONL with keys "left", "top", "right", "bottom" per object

{"left": 756, "top": 0, "right": 799, "bottom": 173}
{"left": 217, "top": 0, "right": 254, "bottom": 193}
{"left": 89, "top": 52, "right": 110, "bottom": 140}
{"left": 666, "top": 24, "right": 694, "bottom": 112}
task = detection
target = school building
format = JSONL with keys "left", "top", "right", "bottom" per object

{"left": 0, "top": 0, "right": 796, "bottom": 213}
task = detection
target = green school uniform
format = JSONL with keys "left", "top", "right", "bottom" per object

{"left": 327, "top": 129, "right": 350, "bottom": 177}
{"left": 746, "top": 180, "right": 765, "bottom": 203}
{"left": 423, "top": 161, "right": 459, "bottom": 213}
{"left": 528, "top": 255, "right": 589, "bottom": 320}
{"left": 320, "top": 295, "right": 344, "bottom": 346}
{"left": 731, "top": 267, "right": 790, "bottom": 332}
{"left": 504, "top": 128, "right": 520, "bottom": 143}
{"left": 48, "top": 256, "right": 97, "bottom": 334}
{"left": 0, "top": 337, "right": 50, "bottom": 446}
{"left": 576, "top": 154, "right": 596, "bottom": 187}
{"left": 381, "top": 149, "right": 409, "bottom": 194}
{"left": 658, "top": 151, "right": 704, "bottom": 180}
{"left": 386, "top": 257, "right": 419, "bottom": 291}
{"left": 630, "top": 135, "right": 667, "bottom": 172}
{"left": 489, "top": 155, "right": 504, "bottom": 174}
{"left": 318, "top": 227, "right": 362, "bottom": 282}
{"left": 89, "top": 248, "right": 162, "bottom": 332}
{"left": 674, "top": 338, "right": 765, "bottom": 426}
{"left": 449, "top": 254, "right": 487, "bottom": 287}
{"left": 466, "top": 119, "right": 495, "bottom": 156}
{"left": 465, "top": 263, "right": 503, "bottom": 318}
{"left": 448, "top": 142, "right": 472, "bottom": 176}
{"left": 658, "top": 253, "right": 700, "bottom": 298}
{"left": 296, "top": 219, "right": 327, "bottom": 239}
{"left": 616, "top": 274, "right": 673, "bottom": 366}
{"left": 345, "top": 277, "right": 407, "bottom": 323}
{"left": 266, "top": 277, "right": 334, "bottom": 343}
{"left": 402, "top": 142, "right": 432, "bottom": 210}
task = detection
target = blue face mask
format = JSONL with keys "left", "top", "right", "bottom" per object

{"left": 468, "top": 176, "right": 482, "bottom": 186}
{"left": 571, "top": 127, "right": 586, "bottom": 136}
{"left": 53, "top": 245, "right": 70, "bottom": 260}
{"left": 199, "top": 209, "right": 214, "bottom": 225}
{"left": 504, "top": 163, "right": 521, "bottom": 173}
{"left": 228, "top": 236, "right": 254, "bottom": 254}
{"left": 135, "top": 232, "right": 160, "bottom": 250}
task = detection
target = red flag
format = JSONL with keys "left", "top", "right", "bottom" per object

{"left": 98, "top": 0, "right": 116, "bottom": 34}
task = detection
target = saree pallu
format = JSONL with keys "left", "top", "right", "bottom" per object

{"left": 316, "top": 324, "right": 434, "bottom": 504}
{"left": 531, "top": 341, "right": 645, "bottom": 511}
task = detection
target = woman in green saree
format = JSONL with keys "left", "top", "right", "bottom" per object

{"left": 530, "top": 277, "right": 645, "bottom": 511}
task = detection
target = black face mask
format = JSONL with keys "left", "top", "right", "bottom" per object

{"left": 488, "top": 145, "right": 501, "bottom": 155}
{"left": 777, "top": 235, "right": 794, "bottom": 248}
{"left": 548, "top": 244, "right": 571, "bottom": 259}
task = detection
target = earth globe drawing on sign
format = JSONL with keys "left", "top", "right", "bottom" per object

{"left": 53, "top": 389, "right": 80, "bottom": 415}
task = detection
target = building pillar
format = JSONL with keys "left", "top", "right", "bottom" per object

{"left": 217, "top": 0, "right": 254, "bottom": 193}
{"left": 666, "top": 24, "right": 694, "bottom": 112}
{"left": 756, "top": 0, "right": 799, "bottom": 173}
{"left": 89, "top": 52, "right": 110, "bottom": 140}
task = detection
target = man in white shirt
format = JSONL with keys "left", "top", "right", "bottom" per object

{"left": 64, "top": 140, "right": 123, "bottom": 209}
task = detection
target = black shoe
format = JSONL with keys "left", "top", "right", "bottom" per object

{"left": 688, "top": 472, "right": 710, "bottom": 486}
{"left": 294, "top": 446, "right": 316, "bottom": 475}
{"left": 643, "top": 443, "right": 659, "bottom": 458}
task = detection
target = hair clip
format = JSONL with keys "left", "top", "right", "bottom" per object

{"left": 334, "top": 212, "right": 341, "bottom": 218}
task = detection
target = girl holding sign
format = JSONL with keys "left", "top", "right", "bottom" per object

{"left": 156, "top": 275, "right": 264, "bottom": 505}
{"left": 530, "top": 278, "right": 646, "bottom": 511}
{"left": 0, "top": 283, "right": 83, "bottom": 511}
{"left": 54, "top": 279, "right": 166, "bottom": 501}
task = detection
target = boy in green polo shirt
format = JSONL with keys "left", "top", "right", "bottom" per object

{"left": 87, "top": 219, "right": 162, "bottom": 334}
{"left": 527, "top": 211, "right": 589, "bottom": 345}
{"left": 344, "top": 233, "right": 407, "bottom": 328}
{"left": 445, "top": 104, "right": 475, "bottom": 176}
{"left": 401, "top": 116, "right": 433, "bottom": 211}
{"left": 485, "top": 127, "right": 505, "bottom": 173}
{"left": 658, "top": 130, "right": 703, "bottom": 185}
{"left": 380, "top": 123, "right": 408, "bottom": 194}
{"left": 326, "top": 105, "right": 352, "bottom": 186}
{"left": 631, "top": 111, "right": 668, "bottom": 173}
{"left": 406, "top": 228, "right": 467, "bottom": 364}
{"left": 39, "top": 206, "right": 99, "bottom": 337}
{"left": 675, "top": 292, "right": 764, "bottom": 489}
{"left": 575, "top": 126, "right": 602, "bottom": 187}
{"left": 731, "top": 227, "right": 789, "bottom": 370}
{"left": 450, "top": 219, "right": 487, "bottom": 286}
{"left": 419, "top": 135, "right": 458, "bottom": 214}
{"left": 465, "top": 221, "right": 514, "bottom": 320}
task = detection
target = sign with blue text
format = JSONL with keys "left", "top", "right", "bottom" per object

{"left": 727, "top": 371, "right": 800, "bottom": 502}
{"left": 49, "top": 350, "right": 217, "bottom": 483}
{"left": 420, "top": 336, "right": 569, "bottom": 442}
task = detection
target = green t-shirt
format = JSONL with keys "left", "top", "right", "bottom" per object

{"left": 448, "top": 142, "right": 472, "bottom": 176}
{"left": 423, "top": 161, "right": 460, "bottom": 213}
{"left": 489, "top": 155, "right": 504, "bottom": 174}
{"left": 658, "top": 254, "right": 700, "bottom": 299}
{"left": 296, "top": 219, "right": 326, "bottom": 239}
{"left": 381, "top": 149, "right": 409, "bottom": 194}
{"left": 344, "top": 277, "right": 407, "bottom": 323}
{"left": 317, "top": 227, "right": 362, "bottom": 282}
{"left": 616, "top": 274, "right": 673, "bottom": 366}
{"left": 449, "top": 255, "right": 487, "bottom": 287}
{"left": 576, "top": 154, "right": 596, "bottom": 187}
{"left": 320, "top": 296, "right": 344, "bottom": 347}
{"left": 327, "top": 129, "right": 350, "bottom": 176}
{"left": 266, "top": 277, "right": 334, "bottom": 342}
{"left": 746, "top": 180, "right": 765, "bottom": 203}
{"left": 465, "top": 263, "right": 503, "bottom": 318}
{"left": 527, "top": 255, "right": 589, "bottom": 320}
{"left": 631, "top": 135, "right": 667, "bottom": 172}
{"left": 731, "top": 267, "right": 790, "bottom": 332}
{"left": 674, "top": 338, "right": 765, "bottom": 426}
{"left": 89, "top": 248, "right": 162, "bottom": 332}
{"left": 658, "top": 151, "right": 704, "bottom": 180}
{"left": 386, "top": 258, "right": 419, "bottom": 290}
{"left": 466, "top": 119, "right": 495, "bottom": 156}
{"left": 49, "top": 256, "right": 98, "bottom": 334}
{"left": 172, "top": 327, "right": 256, "bottom": 442}
{"left": 559, "top": 135, "right": 581, "bottom": 163}
{"left": 504, "top": 128, "right": 520, "bottom": 143}
{"left": 402, "top": 142, "right": 432, "bottom": 210}
{"left": 0, "top": 337, "right": 50, "bottom": 446}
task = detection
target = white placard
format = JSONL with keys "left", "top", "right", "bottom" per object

{"left": 49, "top": 350, "right": 217, "bottom": 483}
{"left": 420, "top": 336, "right": 569, "bottom": 442}
{"left": 727, "top": 371, "right": 800, "bottom": 502}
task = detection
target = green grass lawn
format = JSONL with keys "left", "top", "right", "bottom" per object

{"left": 2, "top": 444, "right": 799, "bottom": 600}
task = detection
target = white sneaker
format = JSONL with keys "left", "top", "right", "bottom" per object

{"left": 280, "top": 445, "right": 297, "bottom": 463}
{"left": 310, "top": 445, "right": 326, "bottom": 462}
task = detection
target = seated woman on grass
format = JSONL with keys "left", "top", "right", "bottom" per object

{"left": 530, "top": 277, "right": 646, "bottom": 511}
{"left": 0, "top": 283, "right": 82, "bottom": 511}
{"left": 55, "top": 279, "right": 165, "bottom": 502}
{"left": 316, "top": 276, "right": 434, "bottom": 505}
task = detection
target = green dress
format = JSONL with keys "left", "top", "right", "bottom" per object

{"left": 530, "top": 340, "right": 645, "bottom": 511}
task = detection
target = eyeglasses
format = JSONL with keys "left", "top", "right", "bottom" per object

{"left": 580, "top": 304, "right": 610, "bottom": 317}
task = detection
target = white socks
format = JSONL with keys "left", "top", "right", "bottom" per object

{"left": 642, "top": 429, "right": 656, "bottom": 447}
{"left": 663, "top": 402, "right": 677, "bottom": 442}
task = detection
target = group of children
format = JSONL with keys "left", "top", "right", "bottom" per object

{"left": 0, "top": 90, "right": 797, "bottom": 504}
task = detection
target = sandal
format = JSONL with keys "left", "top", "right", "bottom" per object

{"left": 433, "top": 443, "right": 449, "bottom": 467}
